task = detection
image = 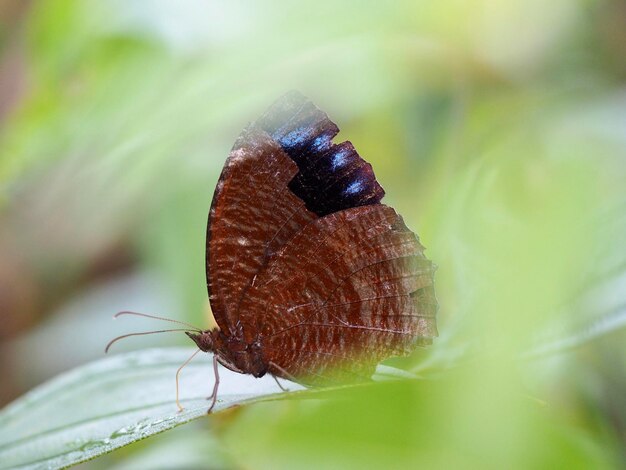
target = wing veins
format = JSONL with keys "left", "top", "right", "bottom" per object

{"left": 265, "top": 321, "right": 413, "bottom": 340}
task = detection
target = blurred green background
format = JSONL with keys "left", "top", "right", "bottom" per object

{"left": 1, "top": 0, "right": 625, "bottom": 468}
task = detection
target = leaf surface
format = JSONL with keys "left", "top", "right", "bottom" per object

{"left": 0, "top": 348, "right": 290, "bottom": 469}
{"left": 0, "top": 347, "right": 410, "bottom": 469}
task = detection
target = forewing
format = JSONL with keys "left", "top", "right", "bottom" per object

{"left": 206, "top": 130, "right": 316, "bottom": 336}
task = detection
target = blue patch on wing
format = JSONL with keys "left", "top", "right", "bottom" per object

{"left": 256, "top": 91, "right": 385, "bottom": 216}
{"left": 278, "top": 127, "right": 311, "bottom": 151}
{"left": 344, "top": 180, "right": 363, "bottom": 195}
{"left": 331, "top": 148, "right": 349, "bottom": 170}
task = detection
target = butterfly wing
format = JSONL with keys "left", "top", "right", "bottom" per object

{"left": 206, "top": 128, "right": 316, "bottom": 337}
{"left": 207, "top": 92, "right": 386, "bottom": 337}
{"left": 238, "top": 204, "right": 437, "bottom": 384}
{"left": 208, "top": 91, "right": 437, "bottom": 382}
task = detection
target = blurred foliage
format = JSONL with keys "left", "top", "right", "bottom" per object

{"left": 0, "top": 0, "right": 625, "bottom": 468}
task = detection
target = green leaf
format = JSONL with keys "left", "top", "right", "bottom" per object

{"left": 220, "top": 370, "right": 615, "bottom": 470}
{"left": 0, "top": 347, "right": 412, "bottom": 469}
{"left": 0, "top": 348, "right": 289, "bottom": 469}
{"left": 523, "top": 304, "right": 626, "bottom": 360}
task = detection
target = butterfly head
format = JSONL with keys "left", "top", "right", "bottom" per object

{"left": 185, "top": 330, "right": 215, "bottom": 353}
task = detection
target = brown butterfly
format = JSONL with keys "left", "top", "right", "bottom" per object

{"left": 107, "top": 92, "right": 437, "bottom": 412}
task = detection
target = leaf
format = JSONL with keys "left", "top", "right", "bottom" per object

{"left": 219, "top": 369, "right": 614, "bottom": 470}
{"left": 523, "top": 268, "right": 626, "bottom": 360}
{"left": 0, "top": 347, "right": 412, "bottom": 470}
{"left": 522, "top": 303, "right": 626, "bottom": 360}
{"left": 0, "top": 348, "right": 290, "bottom": 469}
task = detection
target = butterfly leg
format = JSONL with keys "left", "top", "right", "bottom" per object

{"left": 269, "top": 361, "right": 298, "bottom": 391}
{"left": 207, "top": 354, "right": 220, "bottom": 413}
{"left": 272, "top": 375, "right": 290, "bottom": 392}
{"left": 176, "top": 349, "right": 200, "bottom": 412}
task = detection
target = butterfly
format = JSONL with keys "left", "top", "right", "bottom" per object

{"left": 108, "top": 92, "right": 438, "bottom": 412}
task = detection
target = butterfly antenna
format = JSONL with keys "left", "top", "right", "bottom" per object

{"left": 114, "top": 310, "right": 202, "bottom": 331}
{"left": 176, "top": 348, "right": 201, "bottom": 412}
{"left": 105, "top": 328, "right": 194, "bottom": 353}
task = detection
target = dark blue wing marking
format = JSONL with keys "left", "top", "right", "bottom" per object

{"left": 256, "top": 91, "right": 385, "bottom": 216}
